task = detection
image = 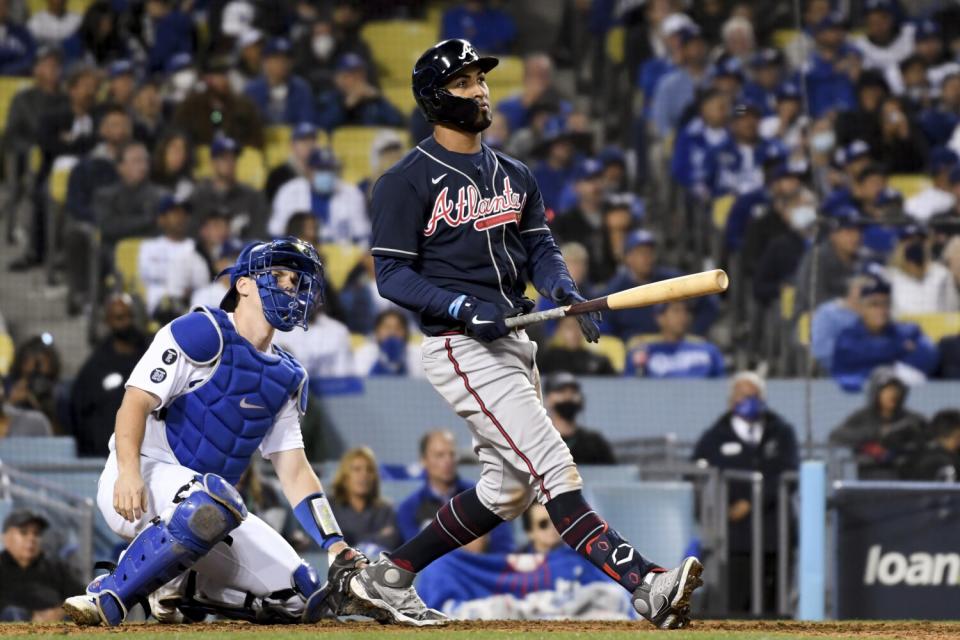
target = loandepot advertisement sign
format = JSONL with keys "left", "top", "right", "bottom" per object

{"left": 835, "top": 485, "right": 960, "bottom": 619}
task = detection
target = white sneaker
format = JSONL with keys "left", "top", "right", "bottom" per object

{"left": 62, "top": 595, "right": 103, "bottom": 626}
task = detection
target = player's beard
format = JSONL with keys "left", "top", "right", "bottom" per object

{"left": 460, "top": 107, "right": 492, "bottom": 133}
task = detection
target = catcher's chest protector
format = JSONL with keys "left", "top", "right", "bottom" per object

{"left": 165, "top": 308, "right": 305, "bottom": 483}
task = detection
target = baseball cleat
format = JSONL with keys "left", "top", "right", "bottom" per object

{"left": 62, "top": 595, "right": 103, "bottom": 626}
{"left": 631, "top": 556, "right": 703, "bottom": 629}
{"left": 343, "top": 553, "right": 447, "bottom": 627}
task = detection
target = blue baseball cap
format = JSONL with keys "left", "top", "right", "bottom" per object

{"left": 930, "top": 147, "right": 959, "bottom": 174}
{"left": 211, "top": 134, "right": 238, "bottom": 157}
{"left": 108, "top": 59, "right": 134, "bottom": 78}
{"left": 307, "top": 147, "right": 338, "bottom": 170}
{"left": 860, "top": 271, "right": 892, "bottom": 297}
{"left": 292, "top": 121, "right": 318, "bottom": 141}
{"left": 155, "top": 194, "right": 191, "bottom": 216}
{"left": 624, "top": 229, "right": 656, "bottom": 253}
{"left": 710, "top": 55, "right": 744, "bottom": 81}
{"left": 824, "top": 202, "right": 863, "bottom": 228}
{"left": 776, "top": 81, "right": 801, "bottom": 101}
{"left": 812, "top": 12, "right": 847, "bottom": 34}
{"left": 263, "top": 37, "right": 292, "bottom": 57}
{"left": 841, "top": 140, "right": 871, "bottom": 167}
{"left": 677, "top": 23, "right": 704, "bottom": 44}
{"left": 864, "top": 0, "right": 896, "bottom": 15}
{"left": 336, "top": 52, "right": 367, "bottom": 72}
{"left": 732, "top": 100, "right": 762, "bottom": 118}
{"left": 598, "top": 146, "right": 626, "bottom": 167}
{"left": 915, "top": 18, "right": 940, "bottom": 41}
{"left": 750, "top": 48, "right": 783, "bottom": 69}
{"left": 899, "top": 223, "right": 928, "bottom": 239}
{"left": 165, "top": 52, "right": 193, "bottom": 74}
{"left": 574, "top": 157, "right": 603, "bottom": 181}
{"left": 875, "top": 187, "right": 902, "bottom": 207}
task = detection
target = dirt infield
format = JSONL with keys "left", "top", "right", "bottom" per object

{"left": 1, "top": 620, "right": 959, "bottom": 639}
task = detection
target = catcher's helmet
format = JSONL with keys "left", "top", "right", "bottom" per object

{"left": 412, "top": 39, "right": 498, "bottom": 130}
{"left": 218, "top": 237, "right": 325, "bottom": 331}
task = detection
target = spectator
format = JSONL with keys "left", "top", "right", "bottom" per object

{"left": 872, "top": 96, "right": 929, "bottom": 173}
{"left": 604, "top": 229, "right": 718, "bottom": 340}
{"left": 330, "top": 446, "right": 402, "bottom": 555}
{"left": 62, "top": 1, "right": 132, "bottom": 66}
{"left": 99, "top": 59, "right": 136, "bottom": 113}
{"left": 0, "top": 378, "right": 52, "bottom": 438}
{"left": 131, "top": 80, "right": 163, "bottom": 149}
{"left": 190, "top": 134, "right": 268, "bottom": 239}
{"left": 497, "top": 53, "right": 570, "bottom": 133}
{"left": 835, "top": 70, "right": 890, "bottom": 147}
{"left": 743, "top": 48, "right": 784, "bottom": 117}
{"left": 823, "top": 164, "right": 901, "bottom": 258}
{"left": 5, "top": 335, "right": 61, "bottom": 433}
{"left": 291, "top": 11, "right": 373, "bottom": 94}
{"left": 149, "top": 129, "right": 194, "bottom": 198}
{"left": 3, "top": 47, "right": 61, "bottom": 158}
{"left": 650, "top": 23, "right": 709, "bottom": 137}
{"left": 802, "top": 12, "right": 858, "bottom": 118}
{"left": 887, "top": 225, "right": 960, "bottom": 315}
{"left": 707, "top": 53, "right": 746, "bottom": 99}
{"left": 637, "top": 13, "right": 692, "bottom": 120}
{"left": 901, "top": 409, "right": 960, "bottom": 481}
{"left": 95, "top": 141, "right": 165, "bottom": 249}
{"left": 537, "top": 316, "right": 616, "bottom": 376}
{"left": 753, "top": 179, "right": 818, "bottom": 305}
{"left": 272, "top": 305, "right": 354, "bottom": 381}
{"left": 707, "top": 101, "right": 765, "bottom": 196}
{"left": 0, "top": 510, "right": 82, "bottom": 622}
{"left": 138, "top": 196, "right": 209, "bottom": 316}
{"left": 190, "top": 234, "right": 240, "bottom": 309}
{"left": 65, "top": 106, "right": 131, "bottom": 226}
{"left": 67, "top": 293, "right": 145, "bottom": 456}
{"left": 173, "top": 56, "right": 264, "bottom": 148}
{"left": 783, "top": 0, "right": 831, "bottom": 69}
{"left": 831, "top": 273, "right": 938, "bottom": 391}
{"left": 27, "top": 0, "right": 80, "bottom": 47}
{"left": 395, "top": 430, "right": 513, "bottom": 552}
{"left": 905, "top": 147, "right": 958, "bottom": 223}
{"left": 339, "top": 255, "right": 400, "bottom": 336}
{"left": 229, "top": 29, "right": 263, "bottom": 94}
{"left": 141, "top": 0, "right": 193, "bottom": 75}
{"left": 354, "top": 310, "right": 423, "bottom": 378}
{"left": 550, "top": 159, "right": 608, "bottom": 283}
{"left": 359, "top": 130, "right": 406, "bottom": 208}
{"left": 161, "top": 51, "right": 196, "bottom": 108}
{"left": 922, "top": 70, "right": 960, "bottom": 145}
{"left": 830, "top": 367, "right": 926, "bottom": 478}
{"left": 795, "top": 204, "right": 864, "bottom": 312}
{"left": 265, "top": 121, "right": 316, "bottom": 203}
{"left": 897, "top": 54, "right": 932, "bottom": 113}
{"left": 811, "top": 275, "right": 865, "bottom": 371}
{"left": 692, "top": 371, "right": 798, "bottom": 614}
{"left": 269, "top": 147, "right": 369, "bottom": 246}
{"left": 596, "top": 193, "right": 639, "bottom": 281}
{"left": 315, "top": 53, "right": 405, "bottom": 131}
{"left": 244, "top": 37, "right": 315, "bottom": 126}
{"left": 759, "top": 82, "right": 807, "bottom": 153}
{"left": 671, "top": 88, "right": 732, "bottom": 196}
{"left": 519, "top": 503, "right": 562, "bottom": 553}
{"left": 718, "top": 16, "right": 756, "bottom": 68}
{"left": 543, "top": 372, "right": 615, "bottom": 464}
{"left": 851, "top": 0, "right": 915, "bottom": 78}
{"left": 741, "top": 168, "right": 812, "bottom": 284}
{"left": 625, "top": 302, "right": 724, "bottom": 378}
{"left": 0, "top": 0, "right": 36, "bottom": 75}
{"left": 529, "top": 117, "right": 584, "bottom": 212}
{"left": 441, "top": 0, "right": 517, "bottom": 55}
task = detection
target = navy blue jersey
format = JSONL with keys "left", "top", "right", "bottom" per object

{"left": 371, "top": 136, "right": 564, "bottom": 335}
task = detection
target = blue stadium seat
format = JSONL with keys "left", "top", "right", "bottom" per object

{"left": 379, "top": 480, "right": 423, "bottom": 507}
{"left": 0, "top": 437, "right": 77, "bottom": 464}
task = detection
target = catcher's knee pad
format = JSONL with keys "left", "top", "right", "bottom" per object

{"left": 293, "top": 561, "right": 331, "bottom": 623}
{"left": 86, "top": 473, "right": 247, "bottom": 625}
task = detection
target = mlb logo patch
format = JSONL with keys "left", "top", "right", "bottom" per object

{"left": 150, "top": 368, "right": 167, "bottom": 383}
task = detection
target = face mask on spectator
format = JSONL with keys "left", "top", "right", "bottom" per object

{"left": 811, "top": 130, "right": 835, "bottom": 154}
{"left": 312, "top": 34, "right": 335, "bottom": 59}
{"left": 27, "top": 373, "right": 55, "bottom": 400}
{"left": 172, "top": 69, "right": 197, "bottom": 95}
{"left": 553, "top": 400, "right": 583, "bottom": 421}
{"left": 112, "top": 325, "right": 142, "bottom": 343}
{"left": 733, "top": 396, "right": 765, "bottom": 421}
{"left": 312, "top": 171, "right": 335, "bottom": 193}
{"left": 788, "top": 204, "right": 817, "bottom": 231}
{"left": 378, "top": 335, "right": 406, "bottom": 362}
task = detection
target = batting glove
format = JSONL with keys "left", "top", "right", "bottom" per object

{"left": 452, "top": 295, "right": 513, "bottom": 343}
{"left": 551, "top": 282, "right": 600, "bottom": 343}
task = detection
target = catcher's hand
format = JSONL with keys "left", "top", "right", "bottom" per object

{"left": 303, "top": 547, "right": 369, "bottom": 622}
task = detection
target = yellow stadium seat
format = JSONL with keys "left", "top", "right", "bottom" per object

{"left": 772, "top": 29, "right": 798, "bottom": 50}
{"left": 493, "top": 56, "right": 524, "bottom": 85}
{"left": 589, "top": 335, "right": 626, "bottom": 372}
{"left": 524, "top": 281, "right": 540, "bottom": 305}
{"left": 318, "top": 242, "right": 365, "bottom": 290}
{"left": 606, "top": 26, "right": 625, "bottom": 64}
{"left": 896, "top": 312, "right": 960, "bottom": 343}
{"left": 360, "top": 20, "right": 439, "bottom": 82}
{"left": 488, "top": 83, "right": 522, "bottom": 107}
{"left": 48, "top": 163, "right": 72, "bottom": 205}
{"left": 264, "top": 125, "right": 291, "bottom": 168}
{"left": 331, "top": 126, "right": 410, "bottom": 185}
{"left": 780, "top": 284, "right": 796, "bottom": 320}
{"left": 425, "top": 3, "right": 444, "bottom": 31}
{"left": 194, "top": 145, "right": 212, "bottom": 179}
{"left": 27, "top": 0, "right": 92, "bottom": 15}
{"left": 796, "top": 312, "right": 811, "bottom": 346}
{"left": 114, "top": 237, "right": 144, "bottom": 297}
{"left": 236, "top": 147, "right": 266, "bottom": 190}
{"left": 888, "top": 174, "right": 931, "bottom": 199}
{"left": 0, "top": 76, "right": 31, "bottom": 133}
{"left": 0, "top": 332, "right": 13, "bottom": 376}
{"left": 382, "top": 84, "right": 417, "bottom": 119}
{"left": 711, "top": 194, "right": 735, "bottom": 231}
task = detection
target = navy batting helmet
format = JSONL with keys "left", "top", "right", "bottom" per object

{"left": 412, "top": 39, "right": 498, "bottom": 131}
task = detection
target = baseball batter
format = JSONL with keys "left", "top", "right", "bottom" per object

{"left": 343, "top": 39, "right": 704, "bottom": 629}
{"left": 62, "top": 238, "right": 366, "bottom": 626}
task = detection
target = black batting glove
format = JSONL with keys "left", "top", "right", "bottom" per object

{"left": 455, "top": 295, "right": 514, "bottom": 342}
{"left": 551, "top": 282, "right": 600, "bottom": 343}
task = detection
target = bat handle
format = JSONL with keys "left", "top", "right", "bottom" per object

{"left": 504, "top": 306, "right": 569, "bottom": 329}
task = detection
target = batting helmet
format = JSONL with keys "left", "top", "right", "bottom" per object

{"left": 412, "top": 39, "right": 498, "bottom": 130}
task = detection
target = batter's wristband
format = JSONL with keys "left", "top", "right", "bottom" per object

{"left": 448, "top": 294, "right": 467, "bottom": 319}
{"left": 293, "top": 492, "right": 344, "bottom": 550}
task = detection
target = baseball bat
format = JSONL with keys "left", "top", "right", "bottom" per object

{"left": 504, "top": 269, "right": 729, "bottom": 329}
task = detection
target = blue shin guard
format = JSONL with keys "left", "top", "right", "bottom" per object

{"left": 87, "top": 474, "right": 247, "bottom": 625}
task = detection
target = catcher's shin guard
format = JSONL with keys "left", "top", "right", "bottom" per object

{"left": 69, "top": 474, "right": 246, "bottom": 626}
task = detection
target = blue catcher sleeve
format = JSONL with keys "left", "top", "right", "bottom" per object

{"left": 294, "top": 492, "right": 345, "bottom": 550}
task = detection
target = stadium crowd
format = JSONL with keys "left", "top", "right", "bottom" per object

{"left": 1, "top": 0, "right": 960, "bottom": 622}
